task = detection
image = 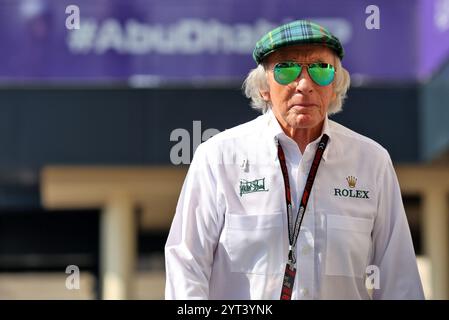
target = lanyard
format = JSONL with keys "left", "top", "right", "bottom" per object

{"left": 277, "top": 134, "right": 329, "bottom": 300}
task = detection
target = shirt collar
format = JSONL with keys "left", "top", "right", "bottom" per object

{"left": 264, "top": 107, "right": 332, "bottom": 161}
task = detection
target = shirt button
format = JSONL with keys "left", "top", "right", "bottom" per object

{"left": 300, "top": 288, "right": 310, "bottom": 297}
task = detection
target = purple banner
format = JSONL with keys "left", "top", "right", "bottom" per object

{"left": 0, "top": 0, "right": 447, "bottom": 84}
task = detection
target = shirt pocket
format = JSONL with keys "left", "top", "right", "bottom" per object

{"left": 225, "top": 212, "right": 284, "bottom": 275}
{"left": 325, "top": 214, "right": 374, "bottom": 278}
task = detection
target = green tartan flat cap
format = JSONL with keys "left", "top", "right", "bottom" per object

{"left": 253, "top": 20, "right": 344, "bottom": 64}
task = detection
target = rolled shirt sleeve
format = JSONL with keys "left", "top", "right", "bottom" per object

{"left": 165, "top": 143, "right": 224, "bottom": 299}
{"left": 371, "top": 154, "right": 425, "bottom": 299}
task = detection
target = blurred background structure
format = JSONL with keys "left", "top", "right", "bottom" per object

{"left": 0, "top": 0, "right": 448, "bottom": 299}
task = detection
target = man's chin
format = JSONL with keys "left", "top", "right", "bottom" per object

{"left": 287, "top": 114, "right": 318, "bottom": 129}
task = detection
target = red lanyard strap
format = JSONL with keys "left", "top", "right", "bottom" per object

{"left": 277, "top": 134, "right": 329, "bottom": 254}
{"left": 277, "top": 134, "right": 329, "bottom": 300}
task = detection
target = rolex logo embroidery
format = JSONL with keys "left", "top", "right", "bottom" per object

{"left": 334, "top": 176, "right": 369, "bottom": 199}
{"left": 346, "top": 176, "right": 357, "bottom": 188}
{"left": 239, "top": 178, "right": 269, "bottom": 196}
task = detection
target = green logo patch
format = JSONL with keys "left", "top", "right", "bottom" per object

{"left": 239, "top": 178, "right": 269, "bottom": 197}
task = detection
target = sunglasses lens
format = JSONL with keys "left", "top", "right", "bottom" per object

{"left": 274, "top": 62, "right": 301, "bottom": 85}
{"left": 308, "top": 63, "right": 335, "bottom": 86}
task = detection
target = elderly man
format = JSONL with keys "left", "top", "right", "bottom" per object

{"left": 165, "top": 20, "right": 424, "bottom": 299}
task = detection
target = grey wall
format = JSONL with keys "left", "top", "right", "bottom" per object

{"left": 0, "top": 85, "right": 419, "bottom": 168}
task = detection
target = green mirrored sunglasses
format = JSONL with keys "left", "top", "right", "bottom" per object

{"left": 273, "top": 62, "right": 336, "bottom": 86}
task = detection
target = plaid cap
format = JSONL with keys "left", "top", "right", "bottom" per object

{"left": 253, "top": 20, "right": 344, "bottom": 64}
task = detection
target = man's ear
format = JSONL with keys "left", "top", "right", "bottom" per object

{"left": 260, "top": 89, "right": 270, "bottom": 102}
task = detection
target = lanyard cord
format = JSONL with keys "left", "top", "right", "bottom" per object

{"left": 277, "top": 134, "right": 329, "bottom": 264}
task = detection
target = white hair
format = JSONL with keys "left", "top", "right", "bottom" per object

{"left": 242, "top": 57, "right": 351, "bottom": 115}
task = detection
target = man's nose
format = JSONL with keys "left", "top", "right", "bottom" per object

{"left": 294, "top": 67, "right": 314, "bottom": 93}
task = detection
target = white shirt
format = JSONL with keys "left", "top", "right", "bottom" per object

{"left": 165, "top": 108, "right": 424, "bottom": 300}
